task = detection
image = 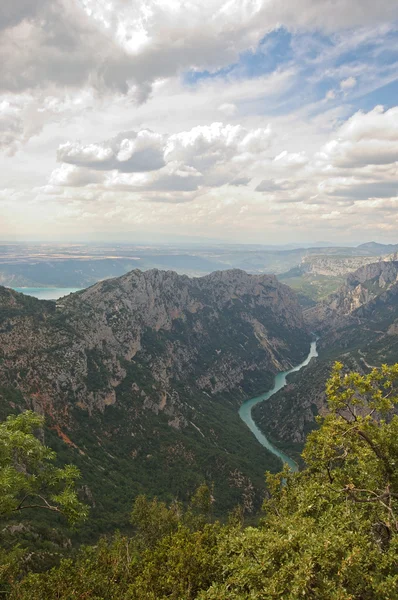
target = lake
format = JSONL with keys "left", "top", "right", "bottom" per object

{"left": 12, "top": 287, "right": 82, "bottom": 300}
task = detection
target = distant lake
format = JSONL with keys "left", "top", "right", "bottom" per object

{"left": 12, "top": 287, "right": 82, "bottom": 300}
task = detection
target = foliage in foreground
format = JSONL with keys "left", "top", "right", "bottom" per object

{"left": 5, "top": 364, "right": 398, "bottom": 599}
{"left": 0, "top": 411, "right": 88, "bottom": 525}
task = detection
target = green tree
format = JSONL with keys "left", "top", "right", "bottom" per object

{"left": 131, "top": 495, "right": 182, "bottom": 549}
{"left": 9, "top": 365, "right": 398, "bottom": 599}
{"left": 0, "top": 411, "right": 88, "bottom": 525}
{"left": 202, "top": 362, "right": 398, "bottom": 599}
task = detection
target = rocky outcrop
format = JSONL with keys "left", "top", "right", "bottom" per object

{"left": 300, "top": 254, "right": 390, "bottom": 278}
{"left": 305, "top": 261, "right": 398, "bottom": 335}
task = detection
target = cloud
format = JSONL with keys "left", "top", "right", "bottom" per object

{"left": 273, "top": 150, "right": 309, "bottom": 168}
{"left": 218, "top": 103, "right": 237, "bottom": 116}
{"left": 318, "top": 106, "right": 398, "bottom": 168}
{"left": 340, "top": 76, "right": 357, "bottom": 90}
{"left": 0, "top": 0, "right": 395, "bottom": 100}
{"left": 0, "top": 0, "right": 48, "bottom": 31}
{"left": 50, "top": 122, "right": 273, "bottom": 198}
{"left": 0, "top": 99, "right": 24, "bottom": 153}
{"left": 255, "top": 179, "right": 289, "bottom": 192}
{"left": 45, "top": 106, "right": 398, "bottom": 231}
{"left": 327, "top": 180, "right": 398, "bottom": 199}
{"left": 58, "top": 130, "right": 166, "bottom": 172}
{"left": 230, "top": 177, "right": 251, "bottom": 186}
{"left": 1, "top": 0, "right": 398, "bottom": 243}
{"left": 49, "top": 164, "right": 105, "bottom": 187}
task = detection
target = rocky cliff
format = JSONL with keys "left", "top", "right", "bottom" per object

{"left": 0, "top": 268, "right": 310, "bottom": 528}
{"left": 305, "top": 261, "right": 398, "bottom": 335}
{"left": 300, "top": 254, "right": 390, "bottom": 277}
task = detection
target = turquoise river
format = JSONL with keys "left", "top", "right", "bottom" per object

{"left": 239, "top": 341, "right": 318, "bottom": 471}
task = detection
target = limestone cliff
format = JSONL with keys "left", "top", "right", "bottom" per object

{"left": 305, "top": 261, "right": 398, "bottom": 335}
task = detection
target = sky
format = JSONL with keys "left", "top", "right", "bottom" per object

{"left": 0, "top": 0, "right": 398, "bottom": 245}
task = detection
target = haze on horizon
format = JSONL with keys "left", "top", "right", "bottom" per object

{"left": 0, "top": 0, "right": 397, "bottom": 246}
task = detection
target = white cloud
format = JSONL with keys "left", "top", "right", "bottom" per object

{"left": 32, "top": 104, "right": 397, "bottom": 243}
{"left": 49, "top": 163, "right": 105, "bottom": 187}
{"left": 218, "top": 103, "right": 237, "bottom": 116}
{"left": 50, "top": 121, "right": 274, "bottom": 199}
{"left": 317, "top": 106, "right": 398, "bottom": 168}
{"left": 58, "top": 130, "right": 166, "bottom": 172}
{"left": 340, "top": 76, "right": 357, "bottom": 90}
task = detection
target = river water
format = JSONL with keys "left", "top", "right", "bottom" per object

{"left": 239, "top": 341, "right": 318, "bottom": 471}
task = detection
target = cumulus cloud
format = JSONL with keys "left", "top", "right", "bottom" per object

{"left": 255, "top": 179, "right": 290, "bottom": 192}
{"left": 0, "top": 0, "right": 396, "bottom": 159}
{"left": 50, "top": 122, "right": 273, "bottom": 199}
{"left": 318, "top": 106, "right": 398, "bottom": 168}
{"left": 0, "top": 99, "right": 24, "bottom": 153}
{"left": 58, "top": 130, "right": 166, "bottom": 172}
{"left": 46, "top": 106, "right": 398, "bottom": 226}
{"left": 49, "top": 164, "right": 105, "bottom": 187}
{"left": 1, "top": 0, "right": 398, "bottom": 244}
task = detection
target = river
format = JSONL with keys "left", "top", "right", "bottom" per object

{"left": 239, "top": 340, "right": 318, "bottom": 471}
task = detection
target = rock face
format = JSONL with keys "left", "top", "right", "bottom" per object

{"left": 300, "top": 254, "right": 389, "bottom": 278}
{"left": 0, "top": 269, "right": 308, "bottom": 417}
{"left": 0, "top": 268, "right": 310, "bottom": 525}
{"left": 305, "top": 261, "right": 398, "bottom": 335}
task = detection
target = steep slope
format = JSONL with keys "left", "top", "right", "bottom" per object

{"left": 0, "top": 269, "right": 310, "bottom": 533}
{"left": 305, "top": 260, "right": 398, "bottom": 335}
{"left": 253, "top": 261, "right": 398, "bottom": 456}
{"left": 278, "top": 254, "right": 397, "bottom": 303}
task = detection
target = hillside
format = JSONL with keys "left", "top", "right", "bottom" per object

{"left": 254, "top": 260, "right": 398, "bottom": 454}
{"left": 305, "top": 260, "right": 398, "bottom": 335}
{"left": 0, "top": 269, "right": 310, "bottom": 533}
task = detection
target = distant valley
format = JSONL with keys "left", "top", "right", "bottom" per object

{"left": 2, "top": 241, "right": 398, "bottom": 302}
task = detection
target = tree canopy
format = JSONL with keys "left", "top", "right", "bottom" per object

{"left": 5, "top": 363, "right": 398, "bottom": 599}
{"left": 0, "top": 411, "right": 88, "bottom": 525}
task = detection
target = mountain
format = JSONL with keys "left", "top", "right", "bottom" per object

{"left": 278, "top": 253, "right": 397, "bottom": 303}
{"left": 0, "top": 269, "right": 310, "bottom": 533}
{"left": 305, "top": 260, "right": 398, "bottom": 336}
{"left": 356, "top": 241, "right": 398, "bottom": 254}
{"left": 3, "top": 241, "right": 397, "bottom": 290}
{"left": 253, "top": 260, "right": 398, "bottom": 456}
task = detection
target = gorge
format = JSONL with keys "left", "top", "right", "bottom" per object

{"left": 239, "top": 340, "right": 318, "bottom": 471}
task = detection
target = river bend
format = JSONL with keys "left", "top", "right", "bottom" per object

{"left": 239, "top": 341, "right": 318, "bottom": 472}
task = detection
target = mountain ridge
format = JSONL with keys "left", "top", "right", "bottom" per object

{"left": 0, "top": 267, "right": 310, "bottom": 528}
